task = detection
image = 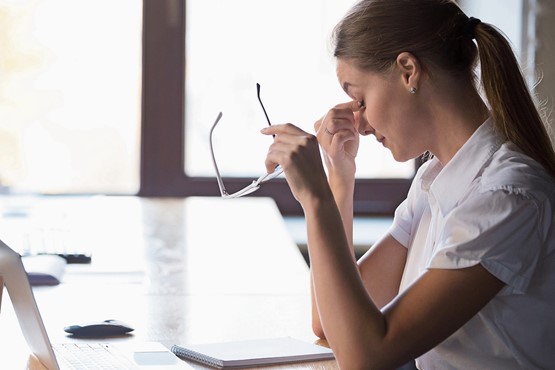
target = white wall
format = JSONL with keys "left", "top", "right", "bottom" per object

{"left": 535, "top": 0, "right": 555, "bottom": 141}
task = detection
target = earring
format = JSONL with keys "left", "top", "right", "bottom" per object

{"left": 409, "top": 87, "right": 417, "bottom": 94}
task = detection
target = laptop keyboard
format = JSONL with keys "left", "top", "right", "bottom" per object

{"left": 54, "top": 343, "right": 135, "bottom": 370}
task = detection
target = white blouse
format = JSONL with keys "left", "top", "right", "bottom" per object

{"left": 389, "top": 118, "right": 555, "bottom": 369}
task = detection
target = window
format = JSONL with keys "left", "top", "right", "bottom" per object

{"left": 459, "top": 0, "right": 530, "bottom": 77}
{"left": 0, "top": 0, "right": 142, "bottom": 194}
{"left": 141, "top": 0, "right": 414, "bottom": 215}
{"left": 184, "top": 0, "right": 414, "bottom": 181}
{"left": 6, "top": 1, "right": 527, "bottom": 216}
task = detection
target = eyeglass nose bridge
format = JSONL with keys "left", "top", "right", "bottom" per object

{"left": 221, "top": 182, "right": 261, "bottom": 199}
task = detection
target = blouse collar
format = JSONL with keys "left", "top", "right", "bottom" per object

{"left": 420, "top": 117, "right": 505, "bottom": 216}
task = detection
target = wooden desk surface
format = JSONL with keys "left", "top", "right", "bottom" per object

{"left": 0, "top": 196, "right": 337, "bottom": 369}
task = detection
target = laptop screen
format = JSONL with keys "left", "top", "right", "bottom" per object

{"left": 0, "top": 239, "right": 60, "bottom": 370}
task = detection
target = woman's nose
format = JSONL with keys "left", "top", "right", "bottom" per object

{"left": 357, "top": 116, "right": 374, "bottom": 136}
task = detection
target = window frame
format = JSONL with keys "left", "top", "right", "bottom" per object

{"left": 139, "top": 0, "right": 413, "bottom": 215}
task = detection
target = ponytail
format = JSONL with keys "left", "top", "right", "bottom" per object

{"left": 474, "top": 22, "right": 555, "bottom": 178}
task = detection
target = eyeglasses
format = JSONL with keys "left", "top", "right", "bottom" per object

{"left": 209, "top": 83, "right": 284, "bottom": 199}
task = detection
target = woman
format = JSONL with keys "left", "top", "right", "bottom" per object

{"left": 261, "top": 0, "right": 555, "bottom": 369}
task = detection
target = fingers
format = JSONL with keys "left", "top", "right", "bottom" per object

{"left": 260, "top": 98, "right": 362, "bottom": 173}
{"left": 328, "top": 130, "right": 358, "bottom": 158}
{"left": 262, "top": 130, "right": 329, "bottom": 204}
{"left": 261, "top": 123, "right": 308, "bottom": 137}
{"left": 314, "top": 100, "right": 361, "bottom": 130}
{"left": 322, "top": 114, "right": 357, "bottom": 136}
{"left": 334, "top": 100, "right": 362, "bottom": 112}
{"left": 314, "top": 114, "right": 325, "bottom": 132}
{"left": 263, "top": 140, "right": 293, "bottom": 174}
{"left": 315, "top": 103, "right": 361, "bottom": 139}
{"left": 260, "top": 124, "right": 316, "bottom": 173}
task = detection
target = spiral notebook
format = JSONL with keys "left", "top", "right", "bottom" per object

{"left": 171, "top": 337, "right": 334, "bottom": 368}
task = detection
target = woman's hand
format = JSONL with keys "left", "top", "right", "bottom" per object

{"left": 314, "top": 100, "right": 361, "bottom": 181}
{"left": 261, "top": 124, "right": 332, "bottom": 206}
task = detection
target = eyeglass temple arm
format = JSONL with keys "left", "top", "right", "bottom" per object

{"left": 256, "top": 83, "right": 275, "bottom": 138}
{"left": 209, "top": 112, "right": 229, "bottom": 196}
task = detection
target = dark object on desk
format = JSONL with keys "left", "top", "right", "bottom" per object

{"left": 27, "top": 272, "right": 61, "bottom": 286}
{"left": 18, "top": 225, "right": 93, "bottom": 264}
{"left": 64, "top": 319, "right": 134, "bottom": 337}
{"left": 23, "top": 249, "right": 92, "bottom": 264}
{"left": 46, "top": 252, "right": 91, "bottom": 264}
{"left": 22, "top": 255, "right": 66, "bottom": 286}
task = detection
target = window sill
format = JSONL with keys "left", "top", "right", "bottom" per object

{"left": 283, "top": 216, "right": 393, "bottom": 264}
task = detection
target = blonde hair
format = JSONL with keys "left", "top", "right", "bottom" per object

{"left": 333, "top": 0, "right": 555, "bottom": 178}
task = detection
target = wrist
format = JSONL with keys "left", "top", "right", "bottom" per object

{"left": 300, "top": 183, "right": 337, "bottom": 216}
{"left": 323, "top": 156, "right": 356, "bottom": 180}
{"left": 328, "top": 172, "right": 355, "bottom": 197}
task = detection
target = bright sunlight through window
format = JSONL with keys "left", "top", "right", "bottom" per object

{"left": 184, "top": 0, "right": 415, "bottom": 180}
{"left": 0, "top": 0, "right": 141, "bottom": 194}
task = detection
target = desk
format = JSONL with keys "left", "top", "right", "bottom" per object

{"left": 0, "top": 196, "right": 337, "bottom": 369}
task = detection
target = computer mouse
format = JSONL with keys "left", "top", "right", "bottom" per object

{"left": 64, "top": 319, "right": 134, "bottom": 337}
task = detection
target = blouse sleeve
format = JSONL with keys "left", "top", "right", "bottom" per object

{"left": 388, "top": 198, "right": 412, "bottom": 247}
{"left": 429, "top": 188, "right": 545, "bottom": 295}
{"left": 388, "top": 164, "right": 430, "bottom": 248}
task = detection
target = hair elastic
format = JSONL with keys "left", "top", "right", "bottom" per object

{"left": 463, "top": 17, "right": 481, "bottom": 40}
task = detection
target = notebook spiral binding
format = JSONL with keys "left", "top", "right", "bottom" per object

{"left": 171, "top": 345, "right": 223, "bottom": 368}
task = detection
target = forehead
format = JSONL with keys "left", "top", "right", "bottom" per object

{"left": 336, "top": 59, "right": 380, "bottom": 94}
{"left": 336, "top": 59, "right": 363, "bottom": 81}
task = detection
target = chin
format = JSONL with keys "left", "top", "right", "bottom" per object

{"left": 389, "top": 143, "right": 425, "bottom": 162}
{"left": 390, "top": 151, "right": 410, "bottom": 162}
{"left": 391, "top": 150, "right": 421, "bottom": 163}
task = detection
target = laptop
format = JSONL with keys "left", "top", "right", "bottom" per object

{"left": 0, "top": 239, "right": 193, "bottom": 370}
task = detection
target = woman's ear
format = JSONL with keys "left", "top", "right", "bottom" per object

{"left": 396, "top": 52, "right": 421, "bottom": 92}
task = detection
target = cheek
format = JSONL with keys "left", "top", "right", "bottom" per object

{"left": 383, "top": 96, "right": 420, "bottom": 135}
{"left": 363, "top": 87, "right": 429, "bottom": 159}
{"left": 363, "top": 87, "right": 403, "bottom": 127}
{"left": 392, "top": 120, "right": 429, "bottom": 159}
{"left": 362, "top": 99, "right": 389, "bottom": 128}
